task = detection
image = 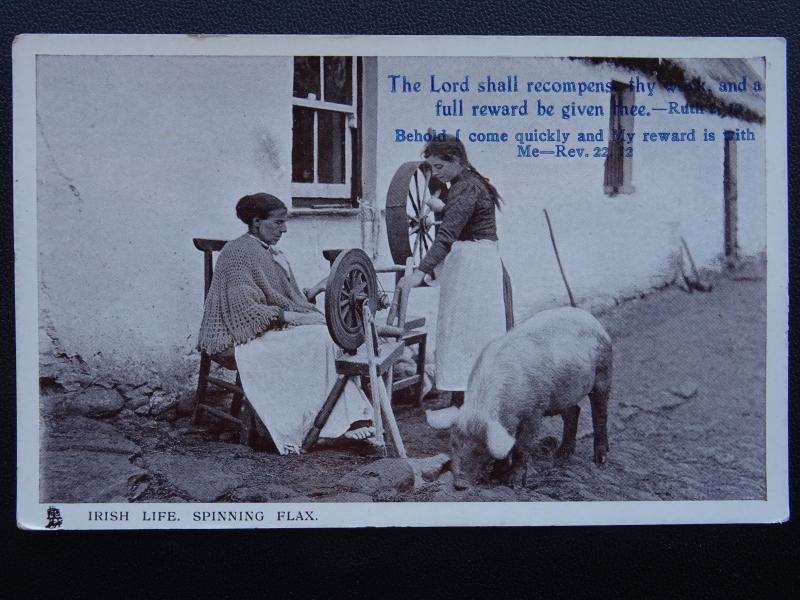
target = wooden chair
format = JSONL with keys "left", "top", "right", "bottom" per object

{"left": 191, "top": 238, "right": 268, "bottom": 447}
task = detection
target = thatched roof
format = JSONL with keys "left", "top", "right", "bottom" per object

{"left": 578, "top": 57, "right": 765, "bottom": 124}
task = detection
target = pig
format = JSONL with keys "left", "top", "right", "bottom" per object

{"left": 426, "top": 306, "right": 612, "bottom": 489}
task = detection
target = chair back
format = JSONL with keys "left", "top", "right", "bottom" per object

{"left": 193, "top": 238, "right": 227, "bottom": 298}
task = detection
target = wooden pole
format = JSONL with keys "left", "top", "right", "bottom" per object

{"left": 386, "top": 286, "right": 400, "bottom": 327}
{"left": 378, "top": 372, "right": 406, "bottom": 458}
{"left": 543, "top": 209, "right": 576, "bottom": 308}
{"left": 363, "top": 304, "right": 385, "bottom": 452}
{"left": 397, "top": 257, "right": 414, "bottom": 329}
{"left": 680, "top": 237, "right": 701, "bottom": 281}
{"left": 680, "top": 236, "right": 712, "bottom": 292}
{"left": 363, "top": 304, "right": 407, "bottom": 458}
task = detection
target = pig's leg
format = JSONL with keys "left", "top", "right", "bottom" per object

{"left": 589, "top": 359, "right": 612, "bottom": 464}
{"left": 508, "top": 412, "right": 542, "bottom": 487}
{"left": 491, "top": 445, "right": 523, "bottom": 485}
{"left": 556, "top": 405, "right": 580, "bottom": 458}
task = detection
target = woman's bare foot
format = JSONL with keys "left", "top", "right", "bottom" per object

{"left": 344, "top": 426, "right": 375, "bottom": 440}
{"left": 344, "top": 420, "right": 375, "bottom": 440}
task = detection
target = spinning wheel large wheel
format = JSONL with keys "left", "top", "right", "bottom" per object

{"left": 385, "top": 161, "right": 445, "bottom": 266}
{"left": 325, "top": 248, "right": 379, "bottom": 353}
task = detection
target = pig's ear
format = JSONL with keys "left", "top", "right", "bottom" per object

{"left": 486, "top": 420, "right": 515, "bottom": 459}
{"left": 425, "top": 406, "right": 460, "bottom": 429}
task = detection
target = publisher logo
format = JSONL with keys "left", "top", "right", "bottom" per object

{"left": 46, "top": 506, "right": 63, "bottom": 529}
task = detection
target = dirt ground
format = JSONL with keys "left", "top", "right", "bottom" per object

{"left": 40, "top": 260, "right": 767, "bottom": 503}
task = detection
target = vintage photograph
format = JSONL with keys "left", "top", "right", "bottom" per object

{"left": 14, "top": 35, "right": 787, "bottom": 528}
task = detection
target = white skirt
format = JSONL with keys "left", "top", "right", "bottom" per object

{"left": 435, "top": 240, "right": 507, "bottom": 391}
{"left": 234, "top": 324, "right": 373, "bottom": 455}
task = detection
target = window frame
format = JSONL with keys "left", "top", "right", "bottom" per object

{"left": 604, "top": 80, "right": 636, "bottom": 196}
{"left": 291, "top": 56, "right": 360, "bottom": 206}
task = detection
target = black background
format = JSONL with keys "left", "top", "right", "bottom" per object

{"left": 1, "top": 1, "right": 797, "bottom": 596}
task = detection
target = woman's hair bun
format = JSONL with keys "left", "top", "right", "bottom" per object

{"left": 235, "top": 193, "right": 286, "bottom": 225}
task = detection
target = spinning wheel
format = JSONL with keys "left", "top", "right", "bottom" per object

{"left": 385, "top": 161, "right": 445, "bottom": 266}
{"left": 324, "top": 248, "right": 379, "bottom": 353}
{"left": 306, "top": 247, "right": 411, "bottom": 457}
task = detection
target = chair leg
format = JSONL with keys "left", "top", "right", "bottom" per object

{"left": 238, "top": 402, "right": 253, "bottom": 447}
{"left": 192, "top": 352, "right": 212, "bottom": 425}
{"left": 415, "top": 335, "right": 427, "bottom": 406}
{"left": 230, "top": 372, "right": 244, "bottom": 417}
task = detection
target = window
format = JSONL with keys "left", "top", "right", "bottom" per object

{"left": 604, "top": 80, "right": 635, "bottom": 195}
{"left": 292, "top": 56, "right": 361, "bottom": 208}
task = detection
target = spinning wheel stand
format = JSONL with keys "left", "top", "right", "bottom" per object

{"left": 304, "top": 162, "right": 446, "bottom": 456}
{"left": 301, "top": 249, "right": 414, "bottom": 457}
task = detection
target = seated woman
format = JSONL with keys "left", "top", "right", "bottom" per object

{"left": 197, "top": 193, "right": 374, "bottom": 454}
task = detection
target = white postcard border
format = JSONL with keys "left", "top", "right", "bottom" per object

{"left": 13, "top": 34, "right": 788, "bottom": 529}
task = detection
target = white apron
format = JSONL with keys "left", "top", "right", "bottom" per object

{"left": 234, "top": 324, "right": 373, "bottom": 455}
{"left": 435, "top": 240, "right": 507, "bottom": 391}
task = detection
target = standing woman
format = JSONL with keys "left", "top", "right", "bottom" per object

{"left": 400, "top": 136, "right": 512, "bottom": 406}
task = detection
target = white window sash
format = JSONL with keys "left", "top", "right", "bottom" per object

{"left": 291, "top": 181, "right": 351, "bottom": 199}
{"left": 291, "top": 57, "right": 358, "bottom": 201}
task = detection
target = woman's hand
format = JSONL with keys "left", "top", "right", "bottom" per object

{"left": 425, "top": 191, "right": 446, "bottom": 213}
{"left": 284, "top": 310, "right": 326, "bottom": 326}
{"left": 303, "top": 277, "right": 328, "bottom": 302}
{"left": 397, "top": 269, "right": 427, "bottom": 290}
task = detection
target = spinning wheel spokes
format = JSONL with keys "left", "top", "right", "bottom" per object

{"left": 386, "top": 161, "right": 443, "bottom": 267}
{"left": 325, "top": 248, "right": 379, "bottom": 353}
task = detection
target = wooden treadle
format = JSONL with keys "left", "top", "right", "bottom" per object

{"left": 403, "top": 315, "right": 426, "bottom": 331}
{"left": 335, "top": 341, "right": 405, "bottom": 377}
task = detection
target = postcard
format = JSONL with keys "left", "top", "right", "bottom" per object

{"left": 14, "top": 34, "right": 788, "bottom": 529}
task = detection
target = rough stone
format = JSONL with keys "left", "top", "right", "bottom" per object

{"left": 131, "top": 480, "right": 150, "bottom": 500}
{"left": 64, "top": 387, "right": 125, "bottom": 418}
{"left": 144, "top": 453, "right": 245, "bottom": 502}
{"left": 713, "top": 452, "right": 736, "bottom": 466}
{"left": 474, "top": 487, "right": 517, "bottom": 501}
{"left": 126, "top": 395, "right": 150, "bottom": 410}
{"left": 654, "top": 392, "right": 690, "bottom": 411}
{"left": 668, "top": 381, "right": 699, "bottom": 400}
{"left": 176, "top": 391, "right": 197, "bottom": 416}
{"left": 117, "top": 379, "right": 151, "bottom": 394}
{"left": 337, "top": 458, "right": 415, "bottom": 494}
{"left": 373, "top": 488, "right": 399, "bottom": 501}
{"left": 617, "top": 405, "right": 640, "bottom": 420}
{"left": 330, "top": 492, "right": 373, "bottom": 502}
{"left": 230, "top": 484, "right": 298, "bottom": 502}
{"left": 430, "top": 472, "right": 470, "bottom": 501}
{"left": 406, "top": 453, "right": 450, "bottom": 486}
{"left": 155, "top": 408, "right": 178, "bottom": 422}
{"left": 149, "top": 392, "right": 179, "bottom": 416}
{"left": 134, "top": 404, "right": 151, "bottom": 416}
{"left": 40, "top": 449, "right": 146, "bottom": 503}
{"left": 177, "top": 426, "right": 203, "bottom": 435}
{"left": 42, "top": 415, "right": 141, "bottom": 456}
{"left": 40, "top": 396, "right": 68, "bottom": 417}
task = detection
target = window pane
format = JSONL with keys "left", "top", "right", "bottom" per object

{"left": 323, "top": 57, "right": 352, "bottom": 104}
{"left": 292, "top": 106, "right": 315, "bottom": 183}
{"left": 317, "top": 111, "right": 346, "bottom": 184}
{"left": 294, "top": 57, "right": 320, "bottom": 99}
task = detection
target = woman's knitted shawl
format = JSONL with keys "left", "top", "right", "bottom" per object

{"left": 197, "top": 234, "right": 321, "bottom": 355}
